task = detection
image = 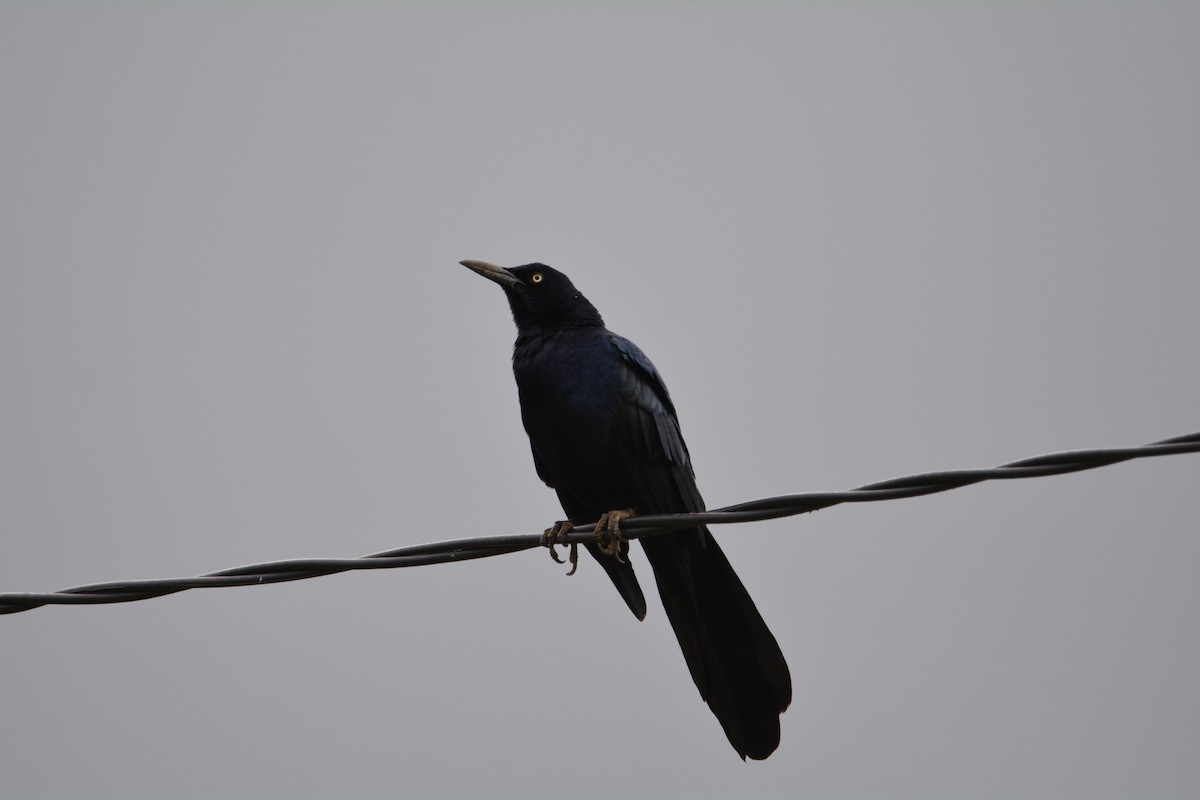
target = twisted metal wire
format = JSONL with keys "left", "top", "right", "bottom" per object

{"left": 3, "top": 431, "right": 1197, "bottom": 616}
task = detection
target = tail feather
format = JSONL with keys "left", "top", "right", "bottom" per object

{"left": 641, "top": 527, "right": 792, "bottom": 760}
{"left": 586, "top": 540, "right": 647, "bottom": 620}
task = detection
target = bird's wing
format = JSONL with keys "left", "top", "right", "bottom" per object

{"left": 609, "top": 333, "right": 704, "bottom": 514}
{"left": 612, "top": 332, "right": 792, "bottom": 758}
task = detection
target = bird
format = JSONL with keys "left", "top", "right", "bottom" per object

{"left": 457, "top": 259, "right": 792, "bottom": 760}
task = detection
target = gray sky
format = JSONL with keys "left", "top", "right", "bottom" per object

{"left": 3, "top": 3, "right": 1198, "bottom": 798}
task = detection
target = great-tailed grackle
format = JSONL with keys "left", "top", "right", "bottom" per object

{"left": 457, "top": 260, "right": 791, "bottom": 760}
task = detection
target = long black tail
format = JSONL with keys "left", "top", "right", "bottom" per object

{"left": 641, "top": 527, "right": 792, "bottom": 760}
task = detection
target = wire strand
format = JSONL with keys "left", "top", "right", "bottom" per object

{"left": 3, "top": 431, "right": 1197, "bottom": 615}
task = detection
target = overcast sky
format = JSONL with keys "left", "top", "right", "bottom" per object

{"left": 3, "top": 4, "right": 1199, "bottom": 798}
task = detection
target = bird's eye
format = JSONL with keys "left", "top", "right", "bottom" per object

{"left": 531, "top": 273, "right": 544, "bottom": 284}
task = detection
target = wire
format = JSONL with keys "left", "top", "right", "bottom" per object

{"left": 2, "top": 431, "right": 1197, "bottom": 616}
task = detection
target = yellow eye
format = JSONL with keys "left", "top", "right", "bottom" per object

{"left": 531, "top": 273, "right": 544, "bottom": 284}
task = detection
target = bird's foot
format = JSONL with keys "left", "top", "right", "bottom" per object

{"left": 541, "top": 520, "right": 580, "bottom": 576}
{"left": 594, "top": 508, "right": 635, "bottom": 563}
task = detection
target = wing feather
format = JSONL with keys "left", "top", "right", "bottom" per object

{"left": 610, "top": 334, "right": 703, "bottom": 513}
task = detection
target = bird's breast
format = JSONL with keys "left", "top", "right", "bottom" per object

{"left": 512, "top": 332, "right": 630, "bottom": 500}
{"left": 515, "top": 345, "right": 617, "bottom": 444}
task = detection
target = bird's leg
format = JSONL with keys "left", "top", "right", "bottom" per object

{"left": 541, "top": 520, "right": 580, "bottom": 576}
{"left": 594, "top": 508, "right": 635, "bottom": 563}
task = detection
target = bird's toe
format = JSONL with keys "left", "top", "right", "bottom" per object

{"left": 541, "top": 520, "right": 580, "bottom": 575}
{"left": 593, "top": 508, "right": 635, "bottom": 562}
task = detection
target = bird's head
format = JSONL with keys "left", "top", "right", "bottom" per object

{"left": 458, "top": 260, "right": 604, "bottom": 331}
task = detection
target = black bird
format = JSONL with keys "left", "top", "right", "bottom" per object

{"left": 458, "top": 260, "right": 791, "bottom": 760}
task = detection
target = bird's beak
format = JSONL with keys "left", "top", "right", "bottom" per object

{"left": 459, "top": 259, "right": 522, "bottom": 289}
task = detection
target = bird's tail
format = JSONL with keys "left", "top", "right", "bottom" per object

{"left": 641, "top": 527, "right": 792, "bottom": 760}
{"left": 586, "top": 540, "right": 647, "bottom": 621}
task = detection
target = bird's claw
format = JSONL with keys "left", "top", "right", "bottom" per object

{"left": 541, "top": 520, "right": 580, "bottom": 576}
{"left": 594, "top": 508, "right": 635, "bottom": 563}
